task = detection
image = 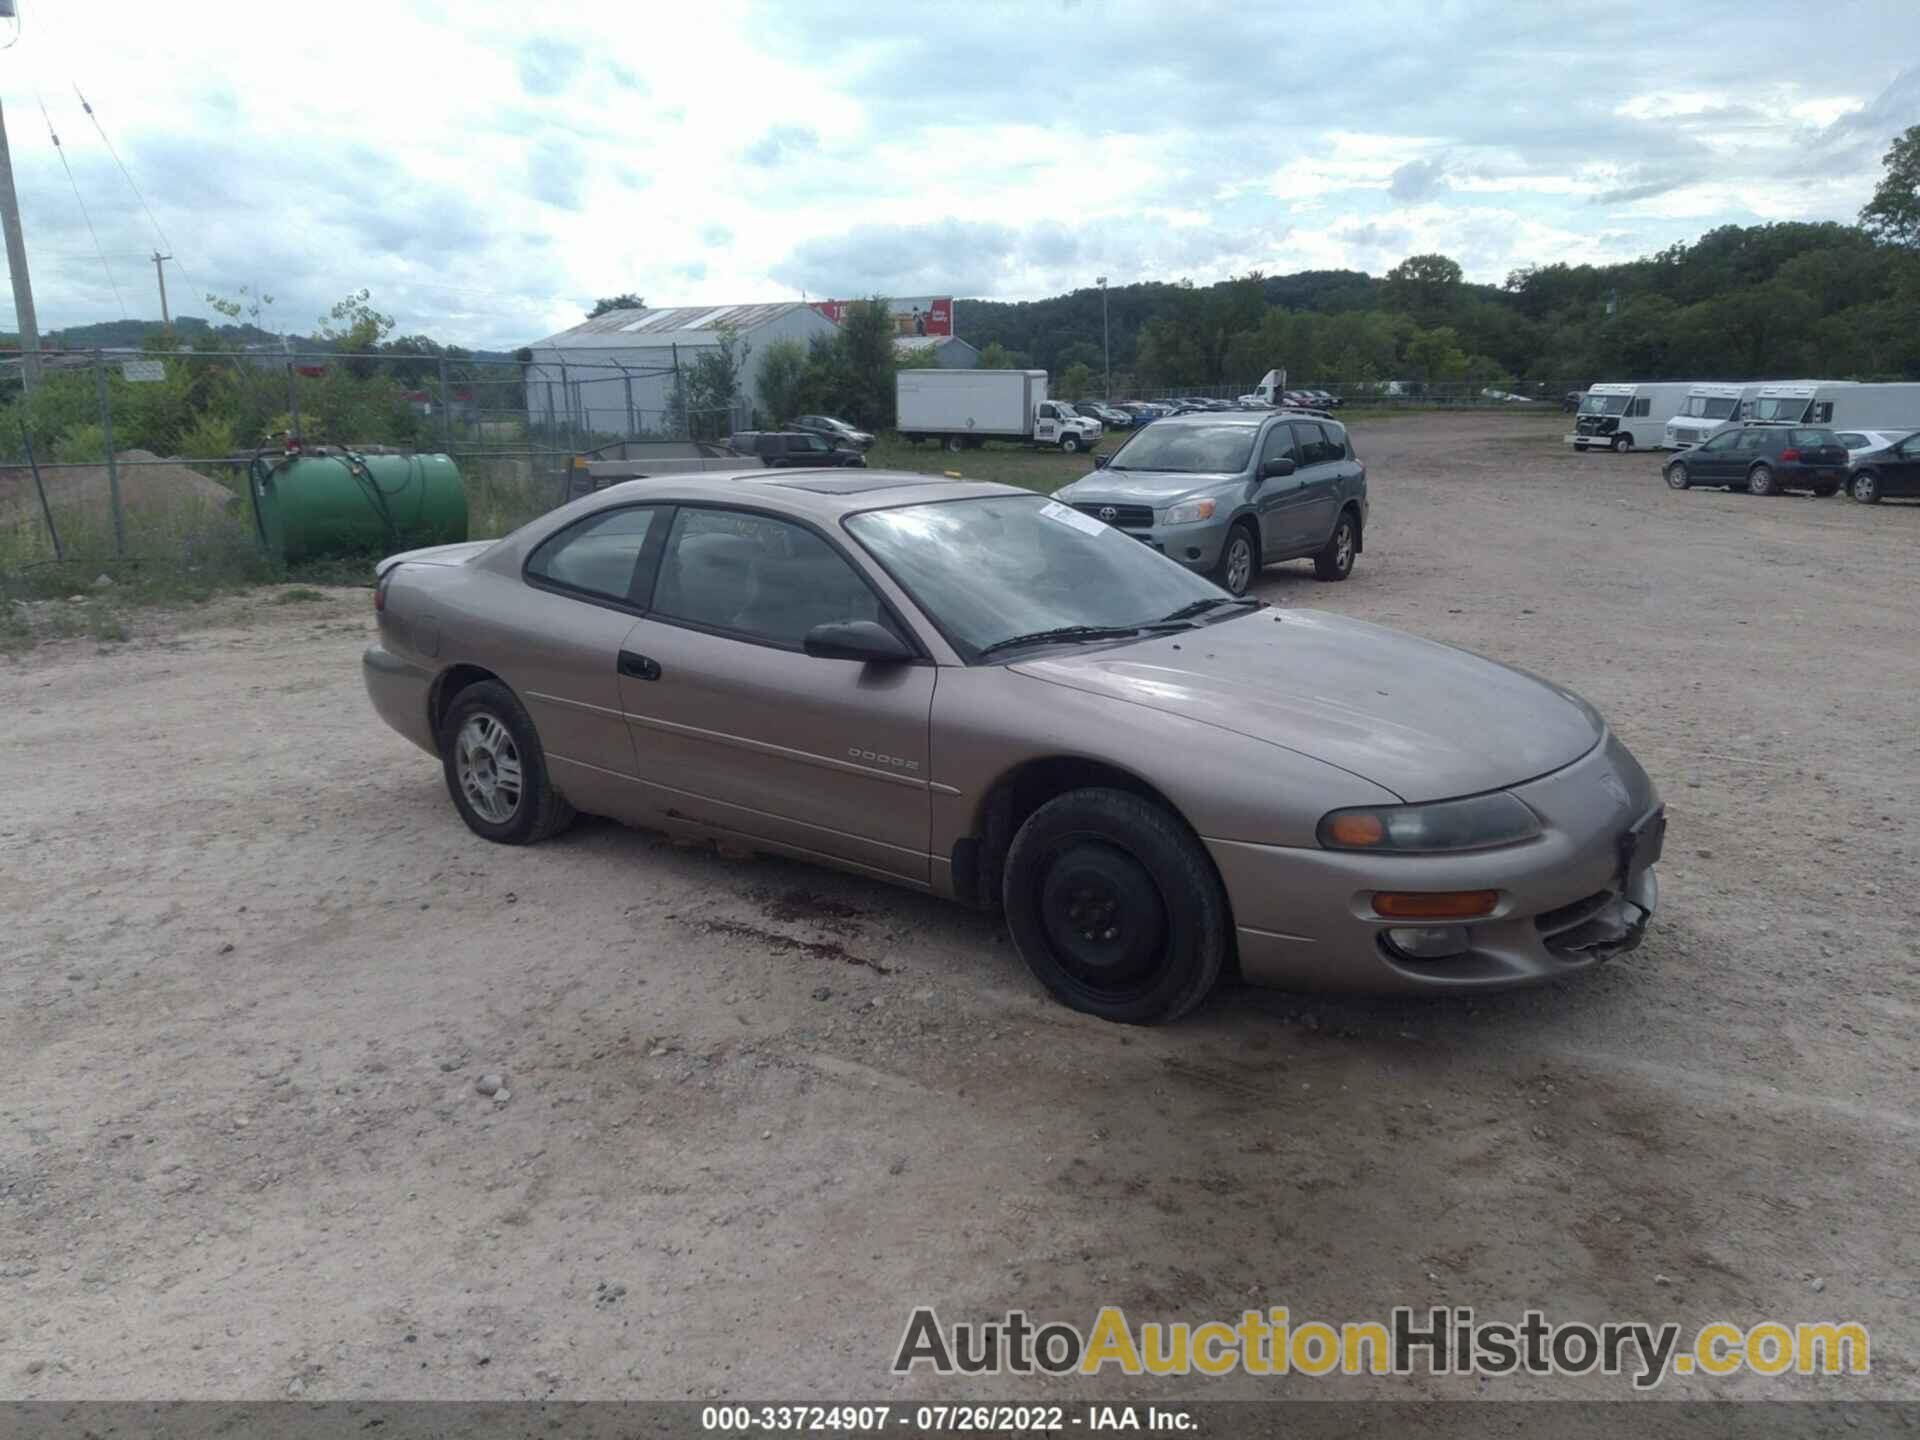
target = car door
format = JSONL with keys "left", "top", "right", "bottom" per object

{"left": 615, "top": 504, "right": 936, "bottom": 883}
{"left": 507, "top": 503, "right": 667, "bottom": 807}
{"left": 1885, "top": 435, "right": 1920, "bottom": 496}
{"left": 1289, "top": 420, "right": 1344, "bottom": 543}
{"left": 1687, "top": 429, "right": 1738, "bottom": 482}
{"left": 1249, "top": 418, "right": 1308, "bottom": 555}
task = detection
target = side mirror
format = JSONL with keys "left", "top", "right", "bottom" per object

{"left": 1093, "top": 453, "right": 1110, "bottom": 468}
{"left": 1261, "top": 456, "right": 1297, "bottom": 479}
{"left": 803, "top": 620, "right": 914, "bottom": 664}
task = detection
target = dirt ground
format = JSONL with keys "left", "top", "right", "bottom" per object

{"left": 3, "top": 411, "right": 1917, "bottom": 1405}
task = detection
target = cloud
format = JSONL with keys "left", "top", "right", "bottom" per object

{"left": 744, "top": 124, "right": 819, "bottom": 168}
{"left": 1389, "top": 159, "right": 1448, "bottom": 204}
{"left": 4, "top": 0, "right": 1919, "bottom": 349}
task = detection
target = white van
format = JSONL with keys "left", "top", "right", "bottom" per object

{"left": 1566, "top": 381, "right": 1694, "bottom": 451}
{"left": 1663, "top": 383, "right": 1757, "bottom": 449}
{"left": 1752, "top": 381, "right": 1920, "bottom": 432}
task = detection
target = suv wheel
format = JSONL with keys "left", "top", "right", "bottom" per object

{"left": 1002, "top": 788, "right": 1228, "bottom": 1024}
{"left": 1748, "top": 463, "right": 1780, "bottom": 496}
{"left": 1851, "top": 471, "right": 1881, "bottom": 504}
{"left": 1213, "top": 522, "right": 1257, "bottom": 596}
{"left": 1313, "top": 509, "right": 1358, "bottom": 581}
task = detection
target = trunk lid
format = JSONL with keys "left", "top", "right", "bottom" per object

{"left": 1012, "top": 610, "right": 1603, "bottom": 803}
{"left": 373, "top": 539, "right": 497, "bottom": 577}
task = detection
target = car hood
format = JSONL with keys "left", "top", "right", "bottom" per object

{"left": 1057, "top": 470, "right": 1235, "bottom": 506}
{"left": 1011, "top": 609, "right": 1603, "bottom": 803}
{"left": 374, "top": 539, "right": 498, "bottom": 576}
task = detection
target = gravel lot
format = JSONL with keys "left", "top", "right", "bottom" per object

{"left": 3, "top": 410, "right": 1916, "bottom": 1404}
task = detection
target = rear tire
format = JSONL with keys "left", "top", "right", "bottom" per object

{"left": 1748, "top": 463, "right": 1779, "bottom": 496}
{"left": 440, "top": 680, "right": 574, "bottom": 845}
{"left": 1313, "top": 509, "right": 1358, "bottom": 581}
{"left": 1002, "top": 788, "right": 1228, "bottom": 1024}
{"left": 1851, "top": 471, "right": 1881, "bottom": 504}
{"left": 1664, "top": 462, "right": 1691, "bottom": 490}
{"left": 944, "top": 436, "right": 965, "bottom": 454}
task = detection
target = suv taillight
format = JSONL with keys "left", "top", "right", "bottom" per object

{"left": 1780, "top": 448, "right": 1801, "bottom": 462}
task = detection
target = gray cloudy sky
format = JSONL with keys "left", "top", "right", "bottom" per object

{"left": 3, "top": 0, "right": 1918, "bottom": 349}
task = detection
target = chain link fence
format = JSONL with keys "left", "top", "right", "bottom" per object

{"left": 0, "top": 347, "right": 750, "bottom": 582}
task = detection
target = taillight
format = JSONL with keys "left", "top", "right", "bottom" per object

{"left": 374, "top": 568, "right": 391, "bottom": 613}
{"left": 1780, "top": 448, "right": 1801, "bottom": 462}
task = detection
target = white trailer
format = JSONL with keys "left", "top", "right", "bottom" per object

{"left": 896, "top": 369, "right": 1103, "bottom": 453}
{"left": 1565, "top": 381, "right": 1694, "bottom": 452}
{"left": 1663, "top": 382, "right": 1759, "bottom": 449}
{"left": 1752, "top": 381, "right": 1920, "bottom": 432}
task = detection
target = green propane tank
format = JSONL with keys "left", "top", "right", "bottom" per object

{"left": 249, "top": 451, "right": 468, "bottom": 563}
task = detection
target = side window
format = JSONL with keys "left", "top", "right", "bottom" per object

{"left": 1259, "top": 423, "right": 1298, "bottom": 466}
{"left": 1736, "top": 430, "right": 1767, "bottom": 452}
{"left": 1699, "top": 431, "right": 1732, "bottom": 451}
{"left": 1631, "top": 397, "right": 1651, "bottom": 418}
{"left": 650, "top": 508, "right": 894, "bottom": 650}
{"left": 1291, "top": 421, "right": 1331, "bottom": 464}
{"left": 1812, "top": 401, "right": 1833, "bottom": 423}
{"left": 526, "top": 505, "right": 659, "bottom": 602}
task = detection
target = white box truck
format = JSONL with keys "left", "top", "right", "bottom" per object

{"left": 896, "top": 369, "right": 1102, "bottom": 453}
{"left": 1565, "top": 381, "right": 1693, "bottom": 452}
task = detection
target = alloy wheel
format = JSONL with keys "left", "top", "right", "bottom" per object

{"left": 456, "top": 713, "right": 523, "bottom": 824}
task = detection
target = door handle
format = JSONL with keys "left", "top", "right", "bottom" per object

{"left": 618, "top": 650, "right": 661, "bottom": 681}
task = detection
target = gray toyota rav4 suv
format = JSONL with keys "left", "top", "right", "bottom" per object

{"left": 1053, "top": 410, "right": 1367, "bottom": 594}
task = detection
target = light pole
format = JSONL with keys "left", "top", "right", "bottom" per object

{"left": 1097, "top": 276, "right": 1109, "bottom": 401}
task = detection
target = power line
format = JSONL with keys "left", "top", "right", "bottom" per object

{"left": 34, "top": 88, "right": 125, "bottom": 317}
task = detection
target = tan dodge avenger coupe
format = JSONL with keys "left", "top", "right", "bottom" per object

{"left": 364, "top": 469, "right": 1663, "bottom": 1023}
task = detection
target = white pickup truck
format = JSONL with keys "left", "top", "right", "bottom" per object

{"left": 896, "top": 369, "right": 1103, "bottom": 453}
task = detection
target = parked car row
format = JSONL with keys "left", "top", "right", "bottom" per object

{"left": 1660, "top": 424, "right": 1920, "bottom": 503}
{"left": 1572, "top": 378, "right": 1920, "bottom": 453}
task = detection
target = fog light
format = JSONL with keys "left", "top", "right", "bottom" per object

{"left": 1385, "top": 927, "right": 1472, "bottom": 960}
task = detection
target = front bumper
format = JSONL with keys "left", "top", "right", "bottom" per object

{"left": 1565, "top": 431, "right": 1615, "bottom": 449}
{"left": 1206, "top": 732, "right": 1663, "bottom": 993}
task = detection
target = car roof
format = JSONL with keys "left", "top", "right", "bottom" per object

{"left": 588, "top": 468, "right": 1022, "bottom": 515}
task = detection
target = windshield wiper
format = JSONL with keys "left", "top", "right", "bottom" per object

{"left": 1154, "top": 596, "right": 1262, "bottom": 624}
{"left": 976, "top": 624, "right": 1143, "bottom": 658}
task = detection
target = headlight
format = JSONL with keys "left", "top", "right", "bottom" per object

{"left": 1163, "top": 498, "right": 1217, "bottom": 526}
{"left": 1317, "top": 793, "right": 1541, "bottom": 853}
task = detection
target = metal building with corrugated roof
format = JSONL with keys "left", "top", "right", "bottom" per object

{"left": 523, "top": 302, "right": 840, "bottom": 439}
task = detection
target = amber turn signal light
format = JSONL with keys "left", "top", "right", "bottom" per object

{"left": 1372, "top": 890, "right": 1498, "bottom": 919}
{"left": 1326, "top": 812, "right": 1387, "bottom": 847}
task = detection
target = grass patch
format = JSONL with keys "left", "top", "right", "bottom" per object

{"left": 863, "top": 434, "right": 1117, "bottom": 496}
{"left": 275, "top": 586, "right": 328, "bottom": 604}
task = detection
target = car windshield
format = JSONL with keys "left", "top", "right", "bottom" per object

{"left": 1105, "top": 421, "right": 1259, "bottom": 473}
{"left": 1580, "top": 393, "right": 1630, "bottom": 416}
{"left": 844, "top": 494, "right": 1234, "bottom": 661}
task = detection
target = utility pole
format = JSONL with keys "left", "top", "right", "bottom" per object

{"left": 151, "top": 252, "right": 173, "bottom": 330}
{"left": 0, "top": 95, "right": 43, "bottom": 392}
{"left": 1097, "top": 276, "right": 1110, "bottom": 401}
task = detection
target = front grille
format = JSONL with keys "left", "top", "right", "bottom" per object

{"left": 1072, "top": 502, "right": 1155, "bottom": 529}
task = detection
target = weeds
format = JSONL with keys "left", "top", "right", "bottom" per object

{"left": 275, "top": 587, "right": 328, "bottom": 604}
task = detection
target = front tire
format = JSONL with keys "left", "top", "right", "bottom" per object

{"left": 1851, "top": 471, "right": 1881, "bottom": 504}
{"left": 1060, "top": 434, "right": 1082, "bottom": 454}
{"left": 944, "top": 436, "right": 966, "bottom": 454}
{"left": 1665, "top": 462, "right": 1691, "bottom": 490}
{"left": 1212, "top": 521, "right": 1258, "bottom": 596}
{"left": 1002, "top": 789, "right": 1228, "bottom": 1024}
{"left": 1612, "top": 434, "right": 1632, "bottom": 454}
{"left": 1313, "top": 509, "right": 1358, "bottom": 581}
{"left": 1748, "top": 463, "right": 1780, "bottom": 496}
{"left": 441, "top": 680, "right": 575, "bottom": 845}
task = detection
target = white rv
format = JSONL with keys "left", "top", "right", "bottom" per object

{"left": 1751, "top": 381, "right": 1920, "bottom": 432}
{"left": 1663, "top": 382, "right": 1757, "bottom": 449}
{"left": 1565, "top": 381, "right": 1694, "bottom": 452}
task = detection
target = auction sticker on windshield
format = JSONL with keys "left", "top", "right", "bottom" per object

{"left": 1039, "top": 500, "right": 1108, "bottom": 536}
